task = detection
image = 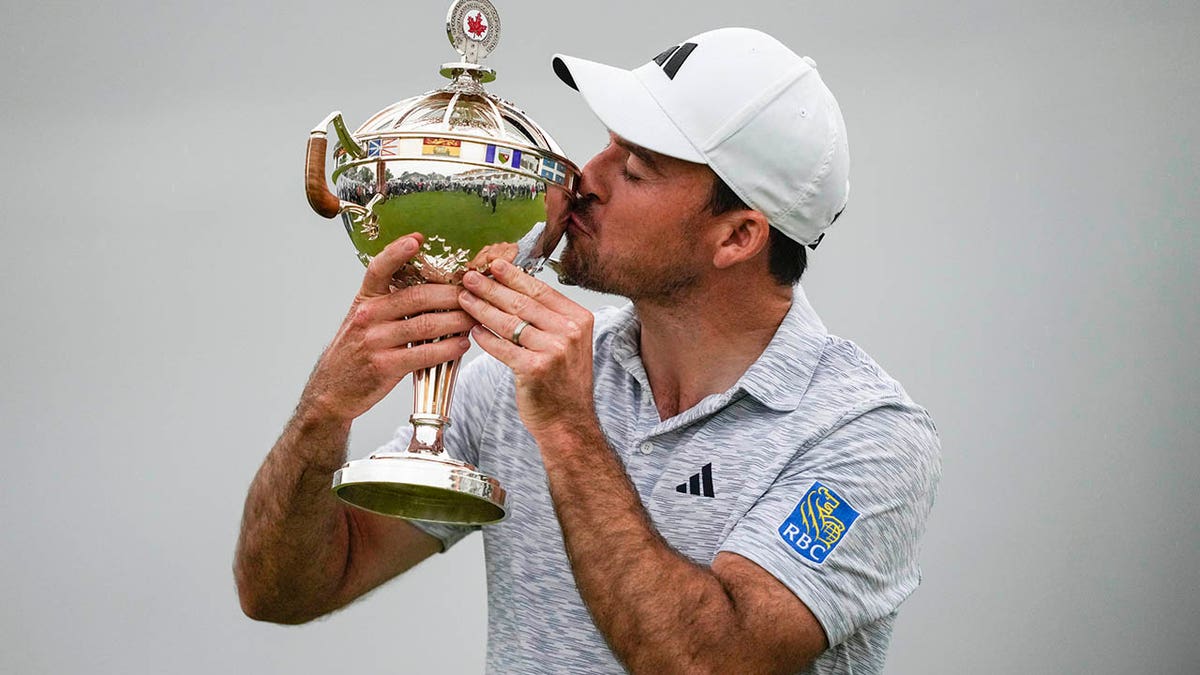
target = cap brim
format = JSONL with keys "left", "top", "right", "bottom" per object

{"left": 552, "top": 54, "right": 705, "bottom": 164}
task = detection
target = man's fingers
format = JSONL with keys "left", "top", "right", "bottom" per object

{"left": 378, "top": 336, "right": 472, "bottom": 374}
{"left": 367, "top": 310, "right": 477, "bottom": 348}
{"left": 486, "top": 258, "right": 580, "bottom": 316}
{"left": 460, "top": 290, "right": 551, "bottom": 350}
{"left": 460, "top": 267, "right": 558, "bottom": 329}
{"left": 470, "top": 323, "right": 527, "bottom": 365}
{"left": 361, "top": 234, "right": 423, "bottom": 297}
{"left": 372, "top": 283, "right": 465, "bottom": 320}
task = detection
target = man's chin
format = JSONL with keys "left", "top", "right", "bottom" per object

{"left": 558, "top": 246, "right": 585, "bottom": 286}
{"left": 559, "top": 237, "right": 603, "bottom": 293}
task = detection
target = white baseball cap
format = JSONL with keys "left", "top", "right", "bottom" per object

{"left": 552, "top": 27, "right": 849, "bottom": 247}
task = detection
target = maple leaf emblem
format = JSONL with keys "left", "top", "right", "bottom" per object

{"left": 466, "top": 12, "right": 488, "bottom": 39}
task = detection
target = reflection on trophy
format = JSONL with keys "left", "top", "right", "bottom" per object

{"left": 303, "top": 0, "right": 581, "bottom": 525}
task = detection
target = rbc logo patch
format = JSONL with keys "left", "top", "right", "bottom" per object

{"left": 778, "top": 481, "right": 860, "bottom": 564}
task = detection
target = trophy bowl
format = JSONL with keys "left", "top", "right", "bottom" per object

{"left": 304, "top": 0, "right": 581, "bottom": 525}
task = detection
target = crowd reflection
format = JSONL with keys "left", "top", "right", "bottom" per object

{"left": 337, "top": 168, "right": 543, "bottom": 211}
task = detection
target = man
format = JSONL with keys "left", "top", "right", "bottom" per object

{"left": 236, "top": 27, "right": 940, "bottom": 674}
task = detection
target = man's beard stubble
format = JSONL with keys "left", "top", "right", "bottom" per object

{"left": 560, "top": 199, "right": 701, "bottom": 304}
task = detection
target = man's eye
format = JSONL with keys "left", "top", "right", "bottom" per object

{"left": 621, "top": 166, "right": 642, "bottom": 182}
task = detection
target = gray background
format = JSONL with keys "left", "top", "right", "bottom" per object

{"left": 1, "top": 1, "right": 1196, "bottom": 673}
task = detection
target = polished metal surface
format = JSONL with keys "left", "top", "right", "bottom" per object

{"left": 306, "top": 0, "right": 581, "bottom": 525}
{"left": 332, "top": 131, "right": 576, "bottom": 281}
{"left": 333, "top": 453, "right": 506, "bottom": 524}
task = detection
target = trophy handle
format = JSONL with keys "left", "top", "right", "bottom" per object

{"left": 305, "top": 111, "right": 368, "bottom": 219}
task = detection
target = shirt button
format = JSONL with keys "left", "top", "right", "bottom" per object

{"left": 639, "top": 441, "right": 654, "bottom": 455}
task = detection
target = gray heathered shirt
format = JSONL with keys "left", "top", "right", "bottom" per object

{"left": 378, "top": 286, "right": 941, "bottom": 674}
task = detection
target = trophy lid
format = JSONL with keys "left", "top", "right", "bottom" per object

{"left": 441, "top": 0, "right": 501, "bottom": 82}
{"left": 343, "top": 0, "right": 563, "bottom": 159}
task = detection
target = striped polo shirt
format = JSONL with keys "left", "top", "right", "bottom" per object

{"left": 378, "top": 285, "right": 941, "bottom": 674}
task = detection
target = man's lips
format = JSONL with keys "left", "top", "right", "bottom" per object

{"left": 567, "top": 211, "right": 594, "bottom": 237}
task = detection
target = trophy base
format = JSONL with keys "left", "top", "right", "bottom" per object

{"left": 332, "top": 453, "right": 506, "bottom": 525}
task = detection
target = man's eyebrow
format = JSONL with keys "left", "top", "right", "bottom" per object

{"left": 613, "top": 137, "right": 661, "bottom": 172}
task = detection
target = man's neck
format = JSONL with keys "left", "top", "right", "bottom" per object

{"left": 633, "top": 281, "right": 793, "bottom": 421}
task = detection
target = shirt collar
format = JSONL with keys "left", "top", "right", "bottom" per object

{"left": 606, "top": 303, "right": 647, "bottom": 385}
{"left": 603, "top": 285, "right": 828, "bottom": 413}
{"left": 733, "top": 284, "right": 827, "bottom": 412}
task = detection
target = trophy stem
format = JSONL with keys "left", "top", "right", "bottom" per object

{"left": 331, "top": 341, "right": 505, "bottom": 524}
{"left": 405, "top": 346, "right": 462, "bottom": 454}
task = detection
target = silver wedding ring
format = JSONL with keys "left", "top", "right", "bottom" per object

{"left": 511, "top": 320, "right": 531, "bottom": 346}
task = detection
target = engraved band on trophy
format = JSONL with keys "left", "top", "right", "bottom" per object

{"left": 303, "top": 0, "right": 581, "bottom": 525}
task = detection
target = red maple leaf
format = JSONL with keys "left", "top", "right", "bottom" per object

{"left": 466, "top": 12, "right": 488, "bottom": 38}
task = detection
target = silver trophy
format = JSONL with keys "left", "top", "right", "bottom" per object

{"left": 304, "top": 0, "right": 581, "bottom": 525}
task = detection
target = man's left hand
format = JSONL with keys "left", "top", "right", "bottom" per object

{"left": 459, "top": 259, "right": 597, "bottom": 440}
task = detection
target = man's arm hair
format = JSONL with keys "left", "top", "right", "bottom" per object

{"left": 541, "top": 421, "right": 828, "bottom": 674}
{"left": 234, "top": 234, "right": 470, "bottom": 623}
{"left": 233, "top": 403, "right": 441, "bottom": 624}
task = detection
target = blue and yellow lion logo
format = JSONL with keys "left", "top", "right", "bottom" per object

{"left": 778, "top": 481, "right": 861, "bottom": 564}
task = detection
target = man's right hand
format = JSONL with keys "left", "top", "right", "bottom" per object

{"left": 300, "top": 233, "right": 476, "bottom": 424}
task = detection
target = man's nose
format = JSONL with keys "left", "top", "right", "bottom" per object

{"left": 577, "top": 150, "right": 613, "bottom": 203}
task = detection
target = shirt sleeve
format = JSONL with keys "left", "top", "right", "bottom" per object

{"left": 717, "top": 402, "right": 942, "bottom": 647}
{"left": 372, "top": 352, "right": 510, "bottom": 552}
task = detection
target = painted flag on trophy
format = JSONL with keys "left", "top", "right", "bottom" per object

{"left": 422, "top": 137, "right": 462, "bottom": 157}
{"left": 539, "top": 157, "right": 567, "bottom": 184}
{"left": 366, "top": 138, "right": 397, "bottom": 158}
{"left": 485, "top": 144, "right": 522, "bottom": 169}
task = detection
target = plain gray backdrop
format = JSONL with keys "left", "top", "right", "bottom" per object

{"left": 2, "top": 1, "right": 1196, "bottom": 673}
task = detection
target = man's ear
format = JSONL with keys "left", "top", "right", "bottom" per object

{"left": 711, "top": 209, "right": 772, "bottom": 270}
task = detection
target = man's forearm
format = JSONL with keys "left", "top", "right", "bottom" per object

{"left": 538, "top": 420, "right": 744, "bottom": 674}
{"left": 234, "top": 402, "right": 354, "bottom": 624}
{"left": 234, "top": 235, "right": 476, "bottom": 623}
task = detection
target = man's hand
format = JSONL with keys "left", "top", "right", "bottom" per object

{"left": 458, "top": 258, "right": 596, "bottom": 439}
{"left": 301, "top": 234, "right": 477, "bottom": 424}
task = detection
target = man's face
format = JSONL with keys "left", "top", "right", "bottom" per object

{"left": 560, "top": 132, "right": 716, "bottom": 302}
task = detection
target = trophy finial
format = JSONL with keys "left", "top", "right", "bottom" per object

{"left": 446, "top": 0, "right": 501, "bottom": 66}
